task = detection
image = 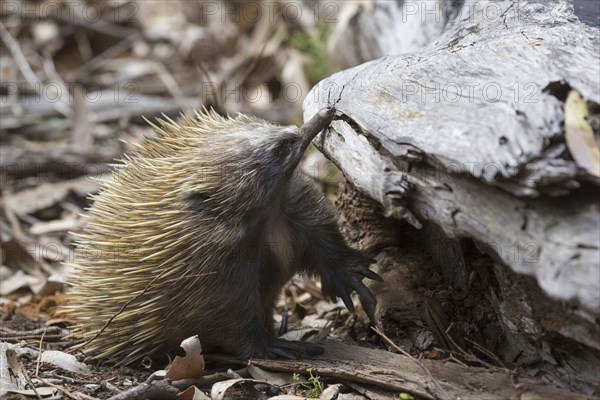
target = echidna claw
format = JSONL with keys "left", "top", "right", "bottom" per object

{"left": 357, "top": 268, "right": 383, "bottom": 282}
{"left": 320, "top": 263, "right": 380, "bottom": 325}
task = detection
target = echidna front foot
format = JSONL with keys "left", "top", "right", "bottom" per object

{"left": 320, "top": 263, "right": 383, "bottom": 324}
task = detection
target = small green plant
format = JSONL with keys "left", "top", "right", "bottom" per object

{"left": 292, "top": 367, "right": 324, "bottom": 398}
{"left": 288, "top": 23, "right": 335, "bottom": 84}
{"left": 396, "top": 392, "right": 415, "bottom": 400}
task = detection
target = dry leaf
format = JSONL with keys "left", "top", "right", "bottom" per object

{"left": 247, "top": 362, "right": 293, "bottom": 386}
{"left": 211, "top": 378, "right": 277, "bottom": 400}
{"left": 0, "top": 270, "right": 42, "bottom": 296}
{"left": 2, "top": 178, "right": 99, "bottom": 216}
{"left": 165, "top": 335, "right": 205, "bottom": 380}
{"left": 0, "top": 343, "right": 19, "bottom": 392}
{"left": 321, "top": 384, "right": 344, "bottom": 400}
{"left": 279, "top": 327, "right": 321, "bottom": 342}
{"left": 40, "top": 350, "right": 92, "bottom": 375}
{"left": 29, "top": 214, "right": 81, "bottom": 236}
{"left": 565, "top": 90, "right": 600, "bottom": 177}
{"left": 6, "top": 347, "right": 27, "bottom": 386}
{"left": 31, "top": 22, "right": 59, "bottom": 46}
{"left": 1, "top": 239, "right": 44, "bottom": 277}
{"left": 33, "top": 235, "right": 72, "bottom": 263}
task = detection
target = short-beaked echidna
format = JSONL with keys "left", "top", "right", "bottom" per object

{"left": 62, "top": 107, "right": 380, "bottom": 365}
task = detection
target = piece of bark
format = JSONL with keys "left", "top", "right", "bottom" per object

{"left": 248, "top": 341, "right": 594, "bottom": 400}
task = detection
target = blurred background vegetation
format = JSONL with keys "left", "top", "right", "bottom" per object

{"left": 0, "top": 0, "right": 347, "bottom": 327}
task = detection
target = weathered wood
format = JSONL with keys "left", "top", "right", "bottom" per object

{"left": 304, "top": 0, "right": 599, "bottom": 318}
{"left": 249, "top": 341, "right": 595, "bottom": 400}
{"left": 327, "top": 0, "right": 455, "bottom": 68}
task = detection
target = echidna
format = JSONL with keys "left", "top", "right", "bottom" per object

{"left": 62, "top": 107, "right": 380, "bottom": 365}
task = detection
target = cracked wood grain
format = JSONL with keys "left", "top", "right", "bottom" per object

{"left": 303, "top": 0, "right": 599, "bottom": 357}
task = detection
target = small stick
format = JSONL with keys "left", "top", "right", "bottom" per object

{"left": 372, "top": 326, "right": 452, "bottom": 400}
{"left": 81, "top": 271, "right": 214, "bottom": 349}
{"left": 35, "top": 327, "right": 47, "bottom": 377}
{"left": 0, "top": 22, "right": 72, "bottom": 117}
{"left": 80, "top": 269, "right": 169, "bottom": 349}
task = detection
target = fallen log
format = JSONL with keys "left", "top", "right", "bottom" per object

{"left": 304, "top": 0, "right": 599, "bottom": 393}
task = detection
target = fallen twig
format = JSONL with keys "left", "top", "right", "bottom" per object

{"left": 372, "top": 326, "right": 452, "bottom": 400}
{"left": 0, "top": 22, "right": 72, "bottom": 117}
